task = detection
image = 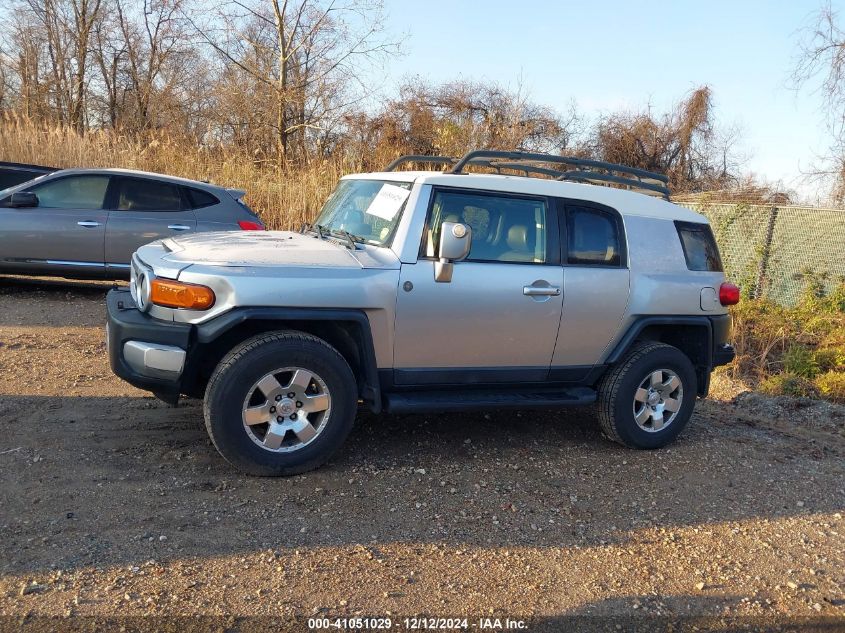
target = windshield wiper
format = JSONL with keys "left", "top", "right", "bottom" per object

{"left": 302, "top": 223, "right": 325, "bottom": 239}
{"left": 329, "top": 228, "right": 364, "bottom": 250}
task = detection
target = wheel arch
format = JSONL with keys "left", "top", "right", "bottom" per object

{"left": 183, "top": 308, "right": 381, "bottom": 411}
{"left": 605, "top": 316, "right": 713, "bottom": 397}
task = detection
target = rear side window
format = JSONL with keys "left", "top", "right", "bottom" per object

{"left": 675, "top": 221, "right": 723, "bottom": 271}
{"left": 115, "top": 178, "right": 182, "bottom": 211}
{"left": 185, "top": 187, "right": 219, "bottom": 209}
{"left": 566, "top": 206, "right": 622, "bottom": 266}
{"left": 236, "top": 198, "right": 258, "bottom": 216}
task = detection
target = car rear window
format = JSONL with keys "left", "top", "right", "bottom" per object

{"left": 116, "top": 177, "right": 182, "bottom": 211}
{"left": 675, "top": 221, "right": 723, "bottom": 272}
{"left": 185, "top": 187, "right": 219, "bottom": 209}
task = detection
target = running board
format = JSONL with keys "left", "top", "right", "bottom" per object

{"left": 383, "top": 387, "right": 596, "bottom": 414}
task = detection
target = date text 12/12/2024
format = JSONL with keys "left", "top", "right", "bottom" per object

{"left": 307, "top": 617, "right": 529, "bottom": 630}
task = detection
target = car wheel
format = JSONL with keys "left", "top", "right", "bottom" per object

{"left": 596, "top": 341, "right": 697, "bottom": 449}
{"left": 203, "top": 331, "right": 357, "bottom": 476}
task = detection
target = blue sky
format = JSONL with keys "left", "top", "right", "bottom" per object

{"left": 377, "top": 0, "right": 838, "bottom": 198}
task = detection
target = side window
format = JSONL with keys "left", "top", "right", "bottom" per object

{"left": 566, "top": 206, "right": 622, "bottom": 266}
{"left": 115, "top": 178, "right": 182, "bottom": 211}
{"left": 28, "top": 175, "right": 110, "bottom": 209}
{"left": 426, "top": 190, "right": 548, "bottom": 263}
{"left": 185, "top": 187, "right": 219, "bottom": 209}
{"left": 675, "top": 221, "right": 723, "bottom": 271}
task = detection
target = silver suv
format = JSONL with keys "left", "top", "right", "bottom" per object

{"left": 106, "top": 150, "right": 737, "bottom": 476}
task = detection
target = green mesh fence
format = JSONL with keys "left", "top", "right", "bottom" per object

{"left": 679, "top": 203, "right": 845, "bottom": 306}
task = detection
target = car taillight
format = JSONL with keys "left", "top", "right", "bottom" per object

{"left": 238, "top": 220, "right": 264, "bottom": 230}
{"left": 719, "top": 282, "right": 740, "bottom": 306}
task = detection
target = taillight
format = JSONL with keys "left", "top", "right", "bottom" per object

{"left": 238, "top": 220, "right": 264, "bottom": 230}
{"left": 719, "top": 282, "right": 740, "bottom": 306}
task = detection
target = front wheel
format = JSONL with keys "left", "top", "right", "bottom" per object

{"left": 596, "top": 341, "right": 698, "bottom": 449}
{"left": 203, "top": 331, "right": 358, "bottom": 476}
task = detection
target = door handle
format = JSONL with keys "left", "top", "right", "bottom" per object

{"left": 523, "top": 286, "right": 561, "bottom": 296}
{"left": 77, "top": 221, "right": 101, "bottom": 228}
{"left": 167, "top": 224, "right": 191, "bottom": 231}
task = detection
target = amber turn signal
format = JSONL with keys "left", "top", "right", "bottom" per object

{"left": 150, "top": 279, "right": 215, "bottom": 310}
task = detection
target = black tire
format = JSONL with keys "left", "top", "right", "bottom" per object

{"left": 596, "top": 341, "right": 698, "bottom": 449}
{"left": 203, "top": 330, "right": 357, "bottom": 476}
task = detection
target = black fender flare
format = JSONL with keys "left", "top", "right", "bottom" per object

{"left": 195, "top": 307, "right": 382, "bottom": 413}
{"left": 605, "top": 315, "right": 714, "bottom": 367}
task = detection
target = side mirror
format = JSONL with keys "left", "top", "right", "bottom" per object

{"left": 10, "top": 192, "right": 38, "bottom": 208}
{"left": 435, "top": 221, "right": 472, "bottom": 282}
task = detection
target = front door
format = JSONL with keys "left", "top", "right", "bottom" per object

{"left": 0, "top": 174, "right": 109, "bottom": 276}
{"left": 393, "top": 187, "right": 563, "bottom": 385}
{"left": 104, "top": 176, "right": 197, "bottom": 274}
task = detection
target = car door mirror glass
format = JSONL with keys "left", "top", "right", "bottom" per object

{"left": 10, "top": 192, "right": 38, "bottom": 208}
{"left": 435, "top": 222, "right": 472, "bottom": 282}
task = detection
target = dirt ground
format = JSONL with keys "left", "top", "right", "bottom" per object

{"left": 0, "top": 275, "right": 844, "bottom": 632}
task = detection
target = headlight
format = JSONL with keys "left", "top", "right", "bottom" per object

{"left": 150, "top": 279, "right": 215, "bottom": 310}
{"left": 130, "top": 259, "right": 152, "bottom": 312}
{"left": 137, "top": 271, "right": 152, "bottom": 311}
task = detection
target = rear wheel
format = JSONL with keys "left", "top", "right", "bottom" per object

{"left": 596, "top": 341, "right": 697, "bottom": 449}
{"left": 204, "top": 331, "right": 358, "bottom": 476}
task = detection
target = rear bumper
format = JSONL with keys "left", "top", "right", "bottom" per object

{"left": 709, "top": 314, "right": 735, "bottom": 367}
{"left": 713, "top": 343, "right": 736, "bottom": 367}
{"left": 106, "top": 289, "right": 192, "bottom": 399}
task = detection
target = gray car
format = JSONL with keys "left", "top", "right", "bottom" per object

{"left": 0, "top": 168, "right": 264, "bottom": 279}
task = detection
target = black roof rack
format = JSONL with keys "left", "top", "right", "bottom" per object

{"left": 383, "top": 149, "right": 670, "bottom": 199}
{"left": 383, "top": 155, "right": 457, "bottom": 171}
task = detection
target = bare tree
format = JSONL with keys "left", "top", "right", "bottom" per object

{"left": 19, "top": 0, "right": 103, "bottom": 130}
{"left": 195, "top": 0, "right": 399, "bottom": 163}
{"left": 354, "top": 77, "right": 581, "bottom": 164}
{"left": 587, "top": 87, "right": 741, "bottom": 193}
{"left": 793, "top": 2, "right": 845, "bottom": 201}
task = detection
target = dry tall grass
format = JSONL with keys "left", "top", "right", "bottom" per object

{"left": 0, "top": 117, "right": 372, "bottom": 229}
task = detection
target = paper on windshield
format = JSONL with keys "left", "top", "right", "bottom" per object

{"left": 365, "top": 184, "right": 410, "bottom": 220}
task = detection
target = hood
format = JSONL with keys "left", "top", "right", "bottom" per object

{"left": 159, "top": 230, "right": 362, "bottom": 269}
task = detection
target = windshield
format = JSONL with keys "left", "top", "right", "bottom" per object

{"left": 312, "top": 179, "right": 413, "bottom": 246}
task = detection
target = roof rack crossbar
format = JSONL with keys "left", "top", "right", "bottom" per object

{"left": 471, "top": 160, "right": 669, "bottom": 197}
{"left": 556, "top": 170, "right": 670, "bottom": 197}
{"left": 384, "top": 155, "right": 457, "bottom": 171}
{"left": 480, "top": 161, "right": 566, "bottom": 179}
{"left": 451, "top": 150, "right": 668, "bottom": 184}
{"left": 383, "top": 150, "right": 671, "bottom": 199}
{"left": 557, "top": 171, "right": 669, "bottom": 199}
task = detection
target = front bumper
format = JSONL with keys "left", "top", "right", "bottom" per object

{"left": 106, "top": 289, "right": 193, "bottom": 398}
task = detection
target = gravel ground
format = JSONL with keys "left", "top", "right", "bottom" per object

{"left": 0, "top": 275, "right": 844, "bottom": 632}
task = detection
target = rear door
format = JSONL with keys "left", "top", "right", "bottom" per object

{"left": 551, "top": 200, "right": 631, "bottom": 374}
{"left": 0, "top": 174, "right": 109, "bottom": 276}
{"left": 104, "top": 176, "right": 197, "bottom": 274}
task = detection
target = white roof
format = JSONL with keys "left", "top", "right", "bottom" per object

{"left": 343, "top": 171, "right": 706, "bottom": 223}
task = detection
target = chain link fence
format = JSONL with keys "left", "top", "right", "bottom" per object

{"left": 679, "top": 202, "right": 845, "bottom": 306}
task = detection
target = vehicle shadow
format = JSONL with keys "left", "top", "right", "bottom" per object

{"left": 536, "top": 593, "right": 841, "bottom": 632}
{"left": 0, "top": 275, "right": 119, "bottom": 327}
{"left": 0, "top": 393, "right": 842, "bottom": 576}
{"left": 0, "top": 274, "right": 121, "bottom": 294}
